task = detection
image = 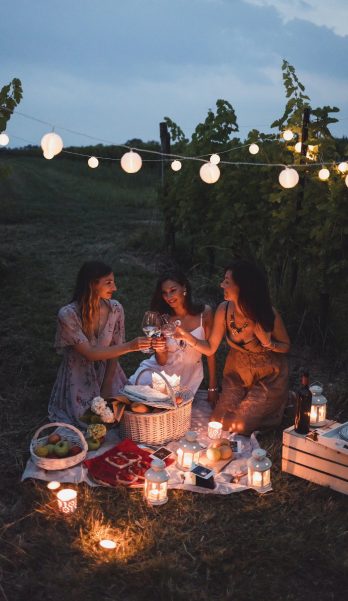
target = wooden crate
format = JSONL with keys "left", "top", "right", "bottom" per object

{"left": 282, "top": 421, "right": 348, "bottom": 495}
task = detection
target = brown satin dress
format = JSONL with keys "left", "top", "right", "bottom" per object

{"left": 211, "top": 302, "right": 289, "bottom": 435}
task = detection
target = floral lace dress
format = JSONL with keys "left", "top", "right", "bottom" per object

{"left": 48, "top": 300, "right": 127, "bottom": 427}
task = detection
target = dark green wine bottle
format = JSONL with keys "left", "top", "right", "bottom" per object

{"left": 294, "top": 371, "right": 312, "bottom": 434}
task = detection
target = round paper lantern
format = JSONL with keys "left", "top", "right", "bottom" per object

{"left": 43, "top": 150, "right": 55, "bottom": 160}
{"left": 40, "top": 132, "right": 63, "bottom": 157}
{"left": 279, "top": 167, "right": 299, "bottom": 189}
{"left": 249, "top": 143, "right": 259, "bottom": 155}
{"left": 338, "top": 162, "right": 348, "bottom": 173}
{"left": 120, "top": 150, "right": 142, "bottom": 174}
{"left": 283, "top": 129, "right": 294, "bottom": 141}
{"left": 210, "top": 153, "right": 221, "bottom": 165}
{"left": 171, "top": 160, "right": 182, "bottom": 171}
{"left": 199, "top": 162, "right": 220, "bottom": 184}
{"left": 318, "top": 168, "right": 330, "bottom": 181}
{"left": 345, "top": 174, "right": 348, "bottom": 188}
{"left": 88, "top": 156, "right": 99, "bottom": 169}
{"left": 0, "top": 132, "right": 10, "bottom": 146}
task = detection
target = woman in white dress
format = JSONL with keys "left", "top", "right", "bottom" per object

{"left": 129, "top": 270, "right": 218, "bottom": 404}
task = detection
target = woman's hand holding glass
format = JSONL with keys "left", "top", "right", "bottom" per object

{"left": 151, "top": 335, "right": 167, "bottom": 353}
{"left": 141, "top": 311, "right": 162, "bottom": 354}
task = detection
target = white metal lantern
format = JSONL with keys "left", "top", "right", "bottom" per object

{"left": 40, "top": 132, "right": 63, "bottom": 157}
{"left": 88, "top": 156, "right": 99, "bottom": 168}
{"left": 0, "top": 132, "right": 10, "bottom": 146}
{"left": 176, "top": 431, "right": 201, "bottom": 471}
{"left": 120, "top": 150, "right": 142, "bottom": 174}
{"left": 210, "top": 153, "right": 221, "bottom": 165}
{"left": 283, "top": 129, "right": 294, "bottom": 141}
{"left": 249, "top": 143, "right": 259, "bottom": 155}
{"left": 247, "top": 449, "right": 272, "bottom": 492}
{"left": 171, "top": 160, "right": 182, "bottom": 171}
{"left": 338, "top": 162, "right": 348, "bottom": 173}
{"left": 309, "top": 383, "right": 327, "bottom": 427}
{"left": 319, "top": 168, "right": 330, "bottom": 181}
{"left": 199, "top": 163, "right": 220, "bottom": 184}
{"left": 144, "top": 459, "right": 169, "bottom": 506}
{"left": 279, "top": 167, "right": 299, "bottom": 189}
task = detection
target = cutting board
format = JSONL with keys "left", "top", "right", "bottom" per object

{"left": 199, "top": 449, "right": 234, "bottom": 473}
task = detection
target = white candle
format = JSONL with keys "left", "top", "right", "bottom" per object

{"left": 57, "top": 488, "right": 77, "bottom": 514}
{"left": 47, "top": 481, "right": 60, "bottom": 491}
{"left": 99, "top": 539, "right": 117, "bottom": 550}
{"left": 208, "top": 421, "right": 222, "bottom": 439}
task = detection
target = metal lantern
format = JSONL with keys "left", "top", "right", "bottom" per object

{"left": 309, "top": 383, "right": 327, "bottom": 427}
{"left": 144, "top": 459, "right": 169, "bottom": 506}
{"left": 247, "top": 449, "right": 272, "bottom": 492}
{"left": 176, "top": 431, "right": 201, "bottom": 471}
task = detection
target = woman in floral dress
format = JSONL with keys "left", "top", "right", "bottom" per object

{"left": 49, "top": 260, "right": 150, "bottom": 426}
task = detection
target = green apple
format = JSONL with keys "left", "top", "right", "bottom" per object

{"left": 35, "top": 445, "right": 49, "bottom": 457}
{"left": 54, "top": 440, "right": 70, "bottom": 457}
{"left": 87, "top": 438, "right": 101, "bottom": 451}
{"left": 46, "top": 444, "right": 56, "bottom": 454}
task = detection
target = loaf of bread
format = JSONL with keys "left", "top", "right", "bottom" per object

{"left": 131, "top": 403, "right": 150, "bottom": 414}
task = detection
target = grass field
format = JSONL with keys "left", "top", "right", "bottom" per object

{"left": 0, "top": 155, "right": 348, "bottom": 601}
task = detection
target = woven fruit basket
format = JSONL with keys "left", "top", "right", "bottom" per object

{"left": 119, "top": 368, "right": 193, "bottom": 445}
{"left": 30, "top": 422, "right": 88, "bottom": 470}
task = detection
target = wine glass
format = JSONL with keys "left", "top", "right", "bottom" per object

{"left": 141, "top": 311, "right": 161, "bottom": 353}
{"left": 160, "top": 315, "right": 186, "bottom": 351}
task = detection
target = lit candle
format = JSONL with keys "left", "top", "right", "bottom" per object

{"left": 47, "top": 481, "right": 60, "bottom": 491}
{"left": 99, "top": 539, "right": 117, "bottom": 550}
{"left": 57, "top": 488, "right": 77, "bottom": 514}
{"left": 208, "top": 421, "right": 222, "bottom": 440}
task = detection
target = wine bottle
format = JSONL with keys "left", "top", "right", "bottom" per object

{"left": 294, "top": 370, "right": 312, "bottom": 434}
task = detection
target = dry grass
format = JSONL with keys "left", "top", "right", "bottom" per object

{"left": 0, "top": 156, "right": 348, "bottom": 601}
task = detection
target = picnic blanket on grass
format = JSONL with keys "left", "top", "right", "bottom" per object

{"left": 22, "top": 391, "right": 263, "bottom": 495}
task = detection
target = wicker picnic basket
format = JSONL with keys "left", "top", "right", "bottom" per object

{"left": 119, "top": 368, "right": 193, "bottom": 445}
{"left": 30, "top": 422, "right": 88, "bottom": 470}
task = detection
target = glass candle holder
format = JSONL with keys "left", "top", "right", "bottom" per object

{"left": 47, "top": 481, "right": 60, "bottom": 491}
{"left": 208, "top": 421, "right": 222, "bottom": 440}
{"left": 57, "top": 488, "right": 77, "bottom": 514}
{"left": 247, "top": 449, "right": 272, "bottom": 493}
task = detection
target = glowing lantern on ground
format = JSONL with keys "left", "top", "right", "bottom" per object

{"left": 88, "top": 156, "right": 99, "bottom": 168}
{"left": 47, "top": 481, "right": 60, "bottom": 491}
{"left": 120, "top": 150, "right": 142, "bottom": 173}
{"left": 283, "top": 130, "right": 294, "bottom": 141}
{"left": 144, "top": 459, "right": 169, "bottom": 505}
{"left": 338, "top": 162, "right": 348, "bottom": 173}
{"left": 309, "top": 383, "right": 328, "bottom": 427}
{"left": 210, "top": 154, "right": 221, "bottom": 165}
{"left": 319, "top": 168, "right": 330, "bottom": 181}
{"left": 171, "top": 160, "right": 182, "bottom": 171}
{"left": 99, "top": 539, "right": 117, "bottom": 550}
{"left": 56, "top": 488, "right": 77, "bottom": 513}
{"left": 279, "top": 167, "right": 299, "bottom": 189}
{"left": 199, "top": 163, "right": 220, "bottom": 184}
{"left": 247, "top": 449, "right": 272, "bottom": 492}
{"left": 0, "top": 132, "right": 9, "bottom": 146}
{"left": 41, "top": 132, "right": 63, "bottom": 158}
{"left": 249, "top": 143, "right": 259, "bottom": 155}
{"left": 176, "top": 431, "right": 201, "bottom": 471}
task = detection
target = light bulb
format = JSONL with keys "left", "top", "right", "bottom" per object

{"left": 210, "top": 154, "right": 220, "bottom": 165}
{"left": 120, "top": 150, "right": 142, "bottom": 174}
{"left": 199, "top": 163, "right": 220, "bottom": 184}
{"left": 171, "top": 160, "right": 182, "bottom": 171}
{"left": 88, "top": 156, "right": 99, "bottom": 168}
{"left": 249, "top": 143, "right": 259, "bottom": 155}
{"left": 0, "top": 132, "right": 10, "bottom": 146}
{"left": 283, "top": 130, "right": 294, "bottom": 141}
{"left": 278, "top": 168, "right": 299, "bottom": 189}
{"left": 318, "top": 168, "right": 330, "bottom": 181}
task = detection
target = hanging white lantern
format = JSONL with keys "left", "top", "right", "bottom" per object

{"left": 43, "top": 150, "right": 55, "bottom": 160}
{"left": 279, "top": 167, "right": 299, "bottom": 189}
{"left": 176, "top": 431, "right": 201, "bottom": 471}
{"left": 345, "top": 174, "right": 348, "bottom": 188}
{"left": 0, "top": 132, "right": 10, "bottom": 146}
{"left": 171, "top": 160, "right": 182, "bottom": 172}
{"left": 283, "top": 129, "right": 294, "bottom": 141}
{"left": 309, "top": 383, "right": 328, "bottom": 427}
{"left": 210, "top": 153, "right": 220, "bottom": 165}
{"left": 199, "top": 162, "right": 220, "bottom": 184}
{"left": 338, "top": 162, "right": 348, "bottom": 173}
{"left": 249, "top": 143, "right": 259, "bottom": 155}
{"left": 319, "top": 168, "right": 330, "bottom": 181}
{"left": 247, "top": 449, "right": 272, "bottom": 492}
{"left": 40, "top": 132, "right": 63, "bottom": 157}
{"left": 144, "top": 459, "right": 169, "bottom": 506}
{"left": 88, "top": 156, "right": 99, "bottom": 169}
{"left": 120, "top": 150, "right": 142, "bottom": 174}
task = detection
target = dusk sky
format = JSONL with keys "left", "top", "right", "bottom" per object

{"left": 2, "top": 0, "right": 348, "bottom": 148}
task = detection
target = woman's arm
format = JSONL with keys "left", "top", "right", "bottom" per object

{"left": 175, "top": 302, "right": 226, "bottom": 356}
{"left": 73, "top": 337, "right": 151, "bottom": 361}
{"left": 254, "top": 310, "right": 290, "bottom": 353}
{"left": 203, "top": 306, "right": 218, "bottom": 404}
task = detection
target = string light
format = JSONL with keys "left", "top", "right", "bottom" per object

{"left": 279, "top": 167, "right": 299, "bottom": 189}
{"left": 200, "top": 163, "right": 220, "bottom": 184}
{"left": 40, "top": 132, "right": 63, "bottom": 158}
{"left": 171, "top": 159, "right": 182, "bottom": 171}
{"left": 88, "top": 156, "right": 99, "bottom": 168}
{"left": 210, "top": 153, "right": 221, "bottom": 165}
{"left": 249, "top": 143, "right": 259, "bottom": 155}
{"left": 282, "top": 129, "right": 294, "bottom": 141}
{"left": 120, "top": 150, "right": 142, "bottom": 174}
{"left": 318, "top": 167, "right": 330, "bottom": 181}
{"left": 0, "top": 132, "right": 10, "bottom": 146}
{"left": 338, "top": 162, "right": 348, "bottom": 173}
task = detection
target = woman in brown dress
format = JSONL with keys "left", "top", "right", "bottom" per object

{"left": 174, "top": 259, "right": 290, "bottom": 435}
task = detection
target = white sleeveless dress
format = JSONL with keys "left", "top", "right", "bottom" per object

{"left": 128, "top": 315, "right": 205, "bottom": 394}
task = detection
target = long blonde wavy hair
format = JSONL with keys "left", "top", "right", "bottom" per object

{"left": 71, "top": 261, "right": 113, "bottom": 340}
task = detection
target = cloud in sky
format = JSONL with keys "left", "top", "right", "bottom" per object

{"left": 2, "top": 0, "right": 348, "bottom": 147}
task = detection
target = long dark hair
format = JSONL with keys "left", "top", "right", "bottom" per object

{"left": 71, "top": 260, "right": 113, "bottom": 338}
{"left": 225, "top": 259, "right": 275, "bottom": 332}
{"left": 150, "top": 269, "right": 204, "bottom": 316}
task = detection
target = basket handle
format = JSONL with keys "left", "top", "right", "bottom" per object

{"left": 32, "top": 421, "right": 88, "bottom": 451}
{"left": 134, "top": 367, "right": 177, "bottom": 409}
